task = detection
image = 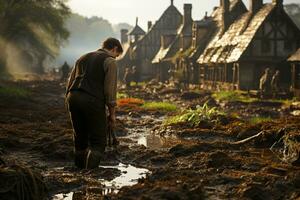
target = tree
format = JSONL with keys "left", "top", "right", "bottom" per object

{"left": 0, "top": 0, "right": 70, "bottom": 75}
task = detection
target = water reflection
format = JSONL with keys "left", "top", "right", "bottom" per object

{"left": 100, "top": 163, "right": 149, "bottom": 194}
{"left": 52, "top": 163, "right": 149, "bottom": 199}
{"left": 137, "top": 134, "right": 164, "bottom": 148}
{"left": 52, "top": 192, "right": 73, "bottom": 200}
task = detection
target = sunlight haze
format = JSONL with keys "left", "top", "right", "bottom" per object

{"left": 67, "top": 0, "right": 300, "bottom": 29}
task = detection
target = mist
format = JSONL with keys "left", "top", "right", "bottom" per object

{"left": 54, "top": 14, "right": 132, "bottom": 68}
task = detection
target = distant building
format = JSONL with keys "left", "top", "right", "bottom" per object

{"left": 197, "top": 0, "right": 300, "bottom": 90}
{"left": 289, "top": 48, "right": 300, "bottom": 97}
{"left": 152, "top": 4, "right": 193, "bottom": 82}
{"left": 174, "top": 0, "right": 248, "bottom": 86}
{"left": 118, "top": 0, "right": 182, "bottom": 81}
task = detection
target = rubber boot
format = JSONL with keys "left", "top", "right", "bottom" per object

{"left": 74, "top": 150, "right": 88, "bottom": 169}
{"left": 85, "top": 150, "right": 102, "bottom": 169}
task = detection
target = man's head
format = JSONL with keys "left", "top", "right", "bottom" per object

{"left": 102, "top": 38, "right": 123, "bottom": 58}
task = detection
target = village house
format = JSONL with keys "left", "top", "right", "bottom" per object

{"left": 289, "top": 48, "right": 300, "bottom": 97}
{"left": 175, "top": 0, "right": 248, "bottom": 87}
{"left": 152, "top": 3, "right": 194, "bottom": 83}
{"left": 118, "top": 0, "right": 182, "bottom": 81}
{"left": 197, "top": 0, "right": 300, "bottom": 91}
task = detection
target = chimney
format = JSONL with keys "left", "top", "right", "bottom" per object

{"left": 148, "top": 21, "right": 152, "bottom": 31}
{"left": 273, "top": 0, "right": 283, "bottom": 6}
{"left": 204, "top": 11, "right": 208, "bottom": 19}
{"left": 183, "top": 4, "right": 192, "bottom": 25}
{"left": 250, "top": 0, "right": 263, "bottom": 13}
{"left": 220, "top": 0, "right": 230, "bottom": 34}
{"left": 120, "top": 29, "right": 128, "bottom": 44}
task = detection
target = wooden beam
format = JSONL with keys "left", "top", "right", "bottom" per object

{"left": 274, "top": 15, "right": 278, "bottom": 57}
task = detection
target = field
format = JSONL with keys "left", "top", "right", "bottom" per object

{"left": 0, "top": 79, "right": 300, "bottom": 199}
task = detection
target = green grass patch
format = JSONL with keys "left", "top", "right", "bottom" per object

{"left": 142, "top": 102, "right": 177, "bottom": 112}
{"left": 249, "top": 116, "right": 272, "bottom": 125}
{"left": 213, "top": 91, "right": 258, "bottom": 103}
{"left": 267, "top": 98, "right": 298, "bottom": 107}
{"left": 0, "top": 86, "right": 30, "bottom": 97}
{"left": 164, "top": 103, "right": 225, "bottom": 127}
{"left": 130, "top": 82, "right": 146, "bottom": 87}
{"left": 117, "top": 92, "right": 128, "bottom": 99}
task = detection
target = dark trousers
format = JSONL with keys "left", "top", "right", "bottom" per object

{"left": 66, "top": 90, "right": 107, "bottom": 153}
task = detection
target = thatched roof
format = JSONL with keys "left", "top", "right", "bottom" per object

{"left": 198, "top": 3, "right": 276, "bottom": 64}
{"left": 128, "top": 3, "right": 182, "bottom": 61}
{"left": 288, "top": 48, "right": 300, "bottom": 62}
{"left": 152, "top": 25, "right": 183, "bottom": 63}
{"left": 153, "top": 0, "right": 247, "bottom": 64}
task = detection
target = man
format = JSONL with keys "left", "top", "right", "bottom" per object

{"left": 271, "top": 70, "right": 280, "bottom": 98}
{"left": 123, "top": 67, "right": 131, "bottom": 88}
{"left": 131, "top": 66, "right": 138, "bottom": 85}
{"left": 66, "top": 38, "right": 123, "bottom": 169}
{"left": 259, "top": 68, "right": 271, "bottom": 98}
{"left": 61, "top": 61, "right": 70, "bottom": 81}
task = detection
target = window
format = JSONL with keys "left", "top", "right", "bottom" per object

{"left": 284, "top": 40, "right": 293, "bottom": 51}
{"left": 262, "top": 40, "right": 271, "bottom": 53}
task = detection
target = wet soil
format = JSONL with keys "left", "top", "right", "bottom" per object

{"left": 0, "top": 80, "right": 300, "bottom": 200}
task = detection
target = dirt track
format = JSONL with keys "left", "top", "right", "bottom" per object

{"left": 0, "top": 80, "right": 300, "bottom": 200}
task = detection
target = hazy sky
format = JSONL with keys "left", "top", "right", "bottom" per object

{"left": 67, "top": 0, "right": 299, "bottom": 30}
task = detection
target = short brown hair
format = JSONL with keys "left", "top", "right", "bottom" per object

{"left": 102, "top": 38, "right": 123, "bottom": 53}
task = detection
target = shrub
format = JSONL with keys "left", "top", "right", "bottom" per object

{"left": 164, "top": 103, "right": 225, "bottom": 127}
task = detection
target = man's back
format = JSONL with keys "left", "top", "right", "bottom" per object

{"left": 67, "top": 50, "right": 112, "bottom": 101}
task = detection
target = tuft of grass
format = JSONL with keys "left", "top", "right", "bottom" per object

{"left": 0, "top": 86, "right": 30, "bottom": 97}
{"left": 249, "top": 116, "right": 272, "bottom": 124}
{"left": 142, "top": 102, "right": 177, "bottom": 112}
{"left": 213, "top": 91, "right": 258, "bottom": 103}
{"left": 130, "top": 82, "right": 146, "bottom": 87}
{"left": 117, "top": 92, "right": 128, "bottom": 99}
{"left": 164, "top": 103, "right": 225, "bottom": 127}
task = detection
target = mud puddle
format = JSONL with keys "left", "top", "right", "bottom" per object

{"left": 100, "top": 163, "right": 149, "bottom": 194}
{"left": 51, "top": 163, "right": 149, "bottom": 199}
{"left": 119, "top": 115, "right": 167, "bottom": 149}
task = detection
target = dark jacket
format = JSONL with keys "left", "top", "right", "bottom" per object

{"left": 66, "top": 50, "right": 113, "bottom": 102}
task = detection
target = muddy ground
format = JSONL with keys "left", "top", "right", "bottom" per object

{"left": 0, "top": 79, "right": 300, "bottom": 200}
